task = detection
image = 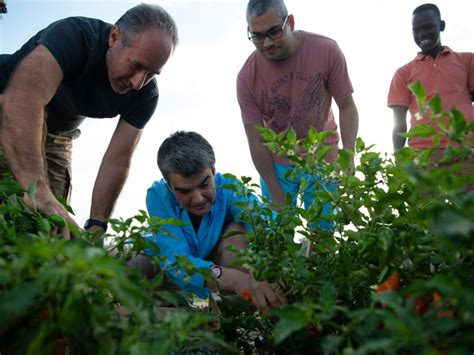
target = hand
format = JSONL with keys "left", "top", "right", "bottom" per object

{"left": 24, "top": 188, "right": 79, "bottom": 239}
{"left": 219, "top": 268, "right": 288, "bottom": 312}
{"left": 247, "top": 274, "right": 288, "bottom": 312}
{"left": 84, "top": 224, "right": 106, "bottom": 245}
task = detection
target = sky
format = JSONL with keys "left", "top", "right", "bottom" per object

{"left": 0, "top": 0, "right": 472, "bottom": 225}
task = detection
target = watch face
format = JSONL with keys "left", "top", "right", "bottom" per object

{"left": 211, "top": 266, "right": 222, "bottom": 279}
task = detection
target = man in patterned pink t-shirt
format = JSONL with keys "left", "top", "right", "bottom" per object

{"left": 237, "top": 0, "right": 359, "bottom": 231}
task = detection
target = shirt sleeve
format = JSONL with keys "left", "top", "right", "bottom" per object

{"left": 236, "top": 72, "right": 263, "bottom": 125}
{"left": 326, "top": 41, "right": 354, "bottom": 99}
{"left": 465, "top": 53, "right": 474, "bottom": 93}
{"left": 36, "top": 17, "right": 96, "bottom": 80}
{"left": 146, "top": 186, "right": 213, "bottom": 299}
{"left": 387, "top": 66, "right": 411, "bottom": 108}
{"left": 120, "top": 81, "right": 159, "bottom": 129}
{"left": 219, "top": 175, "right": 264, "bottom": 231}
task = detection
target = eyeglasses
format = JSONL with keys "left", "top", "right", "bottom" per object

{"left": 247, "top": 16, "right": 288, "bottom": 44}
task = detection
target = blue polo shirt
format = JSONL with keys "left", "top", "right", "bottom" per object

{"left": 145, "top": 173, "right": 258, "bottom": 298}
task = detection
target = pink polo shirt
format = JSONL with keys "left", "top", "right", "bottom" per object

{"left": 388, "top": 47, "right": 474, "bottom": 148}
{"left": 237, "top": 31, "right": 354, "bottom": 164}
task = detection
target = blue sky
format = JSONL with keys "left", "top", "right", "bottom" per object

{"left": 1, "top": 0, "right": 472, "bottom": 224}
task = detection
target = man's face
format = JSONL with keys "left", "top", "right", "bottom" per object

{"left": 106, "top": 26, "right": 173, "bottom": 94}
{"left": 412, "top": 9, "right": 443, "bottom": 55}
{"left": 247, "top": 8, "right": 293, "bottom": 61}
{"left": 168, "top": 168, "right": 215, "bottom": 217}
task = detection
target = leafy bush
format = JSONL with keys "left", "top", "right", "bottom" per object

{"left": 215, "top": 83, "right": 474, "bottom": 354}
{"left": 1, "top": 83, "right": 473, "bottom": 354}
{"left": 0, "top": 179, "right": 229, "bottom": 354}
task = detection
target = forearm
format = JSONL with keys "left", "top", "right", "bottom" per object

{"left": 339, "top": 104, "right": 359, "bottom": 151}
{"left": 392, "top": 130, "right": 407, "bottom": 151}
{"left": 391, "top": 105, "right": 408, "bottom": 151}
{"left": 89, "top": 160, "right": 130, "bottom": 221}
{"left": 89, "top": 119, "right": 142, "bottom": 222}
{"left": 206, "top": 266, "right": 248, "bottom": 294}
{"left": 2, "top": 98, "right": 49, "bottom": 192}
{"left": 244, "top": 123, "right": 285, "bottom": 206}
{"left": 251, "top": 146, "right": 285, "bottom": 205}
{"left": 1, "top": 45, "right": 64, "bottom": 201}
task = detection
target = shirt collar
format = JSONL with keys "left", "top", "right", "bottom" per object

{"left": 415, "top": 46, "right": 453, "bottom": 61}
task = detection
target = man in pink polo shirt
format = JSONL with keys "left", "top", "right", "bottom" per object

{"left": 236, "top": 0, "right": 359, "bottom": 231}
{"left": 388, "top": 3, "right": 474, "bottom": 151}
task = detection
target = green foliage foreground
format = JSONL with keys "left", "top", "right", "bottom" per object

{"left": 1, "top": 84, "right": 473, "bottom": 354}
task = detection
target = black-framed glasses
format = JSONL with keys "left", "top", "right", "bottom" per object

{"left": 247, "top": 16, "right": 288, "bottom": 44}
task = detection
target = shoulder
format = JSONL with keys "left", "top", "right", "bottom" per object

{"left": 447, "top": 49, "right": 474, "bottom": 65}
{"left": 237, "top": 50, "right": 259, "bottom": 79}
{"left": 393, "top": 57, "right": 418, "bottom": 77}
{"left": 214, "top": 173, "right": 239, "bottom": 194}
{"left": 42, "top": 16, "right": 111, "bottom": 39}
{"left": 301, "top": 31, "right": 341, "bottom": 52}
{"left": 147, "top": 179, "right": 173, "bottom": 205}
{"left": 302, "top": 31, "right": 338, "bottom": 46}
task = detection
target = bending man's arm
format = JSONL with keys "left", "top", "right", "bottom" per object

{"left": 88, "top": 118, "right": 142, "bottom": 228}
{"left": 391, "top": 105, "right": 408, "bottom": 151}
{"left": 335, "top": 93, "right": 359, "bottom": 151}
{"left": 1, "top": 45, "right": 77, "bottom": 236}
{"left": 244, "top": 122, "right": 286, "bottom": 207}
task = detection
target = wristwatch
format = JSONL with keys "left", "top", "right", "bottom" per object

{"left": 211, "top": 265, "right": 222, "bottom": 279}
{"left": 84, "top": 218, "right": 108, "bottom": 232}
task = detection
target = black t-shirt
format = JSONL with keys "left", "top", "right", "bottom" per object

{"left": 0, "top": 17, "right": 158, "bottom": 133}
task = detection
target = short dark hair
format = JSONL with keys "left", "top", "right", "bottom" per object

{"left": 157, "top": 131, "right": 216, "bottom": 181}
{"left": 115, "top": 3, "right": 179, "bottom": 48}
{"left": 246, "top": 0, "right": 288, "bottom": 22}
{"left": 413, "top": 3, "right": 441, "bottom": 19}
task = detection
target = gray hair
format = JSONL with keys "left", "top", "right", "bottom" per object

{"left": 157, "top": 131, "right": 216, "bottom": 181}
{"left": 246, "top": 0, "right": 288, "bottom": 22}
{"left": 115, "top": 3, "right": 179, "bottom": 48}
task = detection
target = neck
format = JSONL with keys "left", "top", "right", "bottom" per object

{"left": 287, "top": 31, "right": 302, "bottom": 57}
{"left": 425, "top": 44, "right": 444, "bottom": 59}
{"left": 189, "top": 213, "right": 202, "bottom": 233}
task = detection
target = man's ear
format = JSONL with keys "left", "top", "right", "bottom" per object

{"left": 440, "top": 20, "right": 446, "bottom": 32}
{"left": 288, "top": 14, "right": 295, "bottom": 31}
{"left": 109, "top": 25, "right": 120, "bottom": 47}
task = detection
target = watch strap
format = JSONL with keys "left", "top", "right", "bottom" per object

{"left": 84, "top": 218, "right": 108, "bottom": 232}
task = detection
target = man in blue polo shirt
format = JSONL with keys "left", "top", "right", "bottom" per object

{"left": 142, "top": 131, "right": 287, "bottom": 312}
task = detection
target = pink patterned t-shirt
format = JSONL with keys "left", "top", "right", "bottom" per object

{"left": 237, "top": 31, "right": 354, "bottom": 165}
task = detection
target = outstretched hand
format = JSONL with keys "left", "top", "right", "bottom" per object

{"left": 247, "top": 274, "right": 288, "bottom": 312}
{"left": 230, "top": 271, "right": 287, "bottom": 312}
{"left": 24, "top": 189, "right": 79, "bottom": 239}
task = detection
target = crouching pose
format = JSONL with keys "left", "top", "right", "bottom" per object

{"left": 140, "top": 131, "right": 287, "bottom": 312}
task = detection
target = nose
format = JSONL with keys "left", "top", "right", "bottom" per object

{"left": 129, "top": 70, "right": 148, "bottom": 90}
{"left": 190, "top": 190, "right": 205, "bottom": 205}
{"left": 262, "top": 35, "right": 275, "bottom": 48}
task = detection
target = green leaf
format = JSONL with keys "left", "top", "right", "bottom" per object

{"left": 37, "top": 217, "right": 51, "bottom": 234}
{"left": 405, "top": 124, "right": 436, "bottom": 138}
{"left": 49, "top": 214, "right": 66, "bottom": 227}
{"left": 428, "top": 94, "right": 443, "bottom": 115}
{"left": 273, "top": 308, "right": 308, "bottom": 345}
{"left": 409, "top": 81, "right": 426, "bottom": 106}
{"left": 337, "top": 149, "right": 351, "bottom": 171}
{"left": 0, "top": 281, "right": 40, "bottom": 327}
{"left": 26, "top": 179, "right": 38, "bottom": 206}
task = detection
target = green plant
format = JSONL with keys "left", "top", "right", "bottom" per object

{"left": 214, "top": 82, "right": 474, "bottom": 353}
{"left": 0, "top": 178, "right": 230, "bottom": 354}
